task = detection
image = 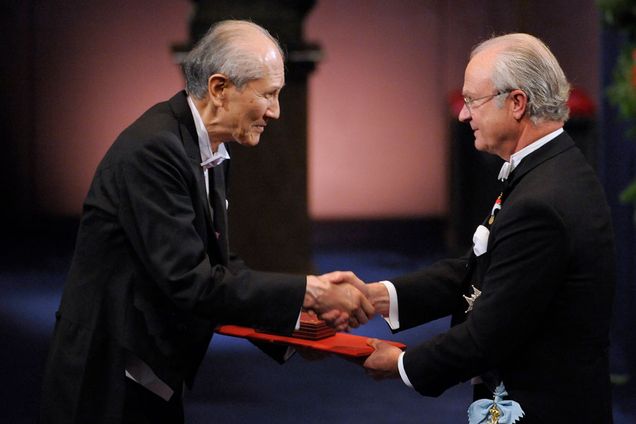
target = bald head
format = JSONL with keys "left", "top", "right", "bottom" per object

{"left": 471, "top": 33, "right": 570, "bottom": 123}
{"left": 183, "top": 20, "right": 285, "bottom": 99}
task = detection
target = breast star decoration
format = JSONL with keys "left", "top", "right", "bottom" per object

{"left": 463, "top": 285, "right": 482, "bottom": 313}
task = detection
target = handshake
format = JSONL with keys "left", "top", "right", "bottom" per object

{"left": 302, "top": 272, "right": 400, "bottom": 377}
{"left": 303, "top": 271, "right": 386, "bottom": 332}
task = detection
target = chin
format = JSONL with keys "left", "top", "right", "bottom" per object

{"left": 236, "top": 135, "right": 261, "bottom": 147}
{"left": 250, "top": 133, "right": 263, "bottom": 145}
{"left": 474, "top": 139, "right": 492, "bottom": 154}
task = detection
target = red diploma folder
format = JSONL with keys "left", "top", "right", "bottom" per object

{"left": 216, "top": 325, "right": 406, "bottom": 357}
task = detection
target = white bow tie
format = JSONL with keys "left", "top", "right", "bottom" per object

{"left": 201, "top": 155, "right": 226, "bottom": 169}
{"left": 498, "top": 162, "right": 512, "bottom": 181}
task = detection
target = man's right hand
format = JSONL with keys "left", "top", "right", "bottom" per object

{"left": 364, "top": 282, "right": 390, "bottom": 317}
{"left": 304, "top": 275, "right": 375, "bottom": 331}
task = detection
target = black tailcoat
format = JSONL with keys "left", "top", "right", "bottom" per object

{"left": 40, "top": 92, "right": 306, "bottom": 423}
{"left": 392, "top": 133, "right": 615, "bottom": 423}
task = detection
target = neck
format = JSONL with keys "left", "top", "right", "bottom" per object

{"left": 503, "top": 120, "right": 563, "bottom": 161}
{"left": 191, "top": 96, "right": 223, "bottom": 153}
{"left": 209, "top": 141, "right": 221, "bottom": 153}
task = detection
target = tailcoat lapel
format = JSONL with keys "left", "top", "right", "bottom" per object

{"left": 503, "top": 132, "right": 576, "bottom": 195}
{"left": 168, "top": 91, "right": 226, "bottom": 260}
{"left": 459, "top": 132, "right": 577, "bottom": 320}
{"left": 209, "top": 166, "right": 230, "bottom": 264}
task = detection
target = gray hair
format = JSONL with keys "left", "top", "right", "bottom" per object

{"left": 472, "top": 33, "right": 570, "bottom": 123}
{"left": 183, "top": 20, "right": 284, "bottom": 98}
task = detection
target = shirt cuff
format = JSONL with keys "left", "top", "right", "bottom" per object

{"left": 379, "top": 280, "right": 400, "bottom": 330}
{"left": 284, "top": 346, "right": 296, "bottom": 361}
{"left": 125, "top": 352, "right": 174, "bottom": 401}
{"left": 285, "top": 310, "right": 303, "bottom": 361}
{"left": 295, "top": 309, "right": 302, "bottom": 330}
{"left": 398, "top": 351, "right": 414, "bottom": 388}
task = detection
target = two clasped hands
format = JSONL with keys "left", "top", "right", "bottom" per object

{"left": 303, "top": 271, "right": 402, "bottom": 379}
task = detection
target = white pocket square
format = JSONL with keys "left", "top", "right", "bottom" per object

{"left": 472, "top": 225, "right": 490, "bottom": 257}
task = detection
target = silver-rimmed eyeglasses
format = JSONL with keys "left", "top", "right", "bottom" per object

{"left": 463, "top": 90, "right": 511, "bottom": 112}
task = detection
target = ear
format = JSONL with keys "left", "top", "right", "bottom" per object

{"left": 510, "top": 89, "right": 528, "bottom": 120}
{"left": 207, "top": 74, "right": 230, "bottom": 107}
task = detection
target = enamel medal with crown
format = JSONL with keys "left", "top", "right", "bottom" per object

{"left": 488, "top": 193, "right": 503, "bottom": 225}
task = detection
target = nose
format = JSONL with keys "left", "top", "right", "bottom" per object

{"left": 265, "top": 96, "right": 280, "bottom": 120}
{"left": 458, "top": 103, "right": 471, "bottom": 122}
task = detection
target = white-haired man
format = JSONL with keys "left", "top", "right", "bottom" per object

{"left": 364, "top": 33, "right": 615, "bottom": 423}
{"left": 40, "top": 20, "right": 372, "bottom": 424}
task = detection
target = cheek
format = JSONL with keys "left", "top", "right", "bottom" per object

{"left": 478, "top": 115, "right": 496, "bottom": 135}
{"left": 251, "top": 100, "right": 269, "bottom": 117}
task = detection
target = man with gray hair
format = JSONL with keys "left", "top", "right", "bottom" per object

{"left": 40, "top": 20, "right": 373, "bottom": 424}
{"left": 363, "top": 33, "right": 615, "bottom": 423}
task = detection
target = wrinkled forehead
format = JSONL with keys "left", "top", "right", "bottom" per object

{"left": 261, "top": 49, "right": 285, "bottom": 84}
{"left": 240, "top": 33, "right": 285, "bottom": 75}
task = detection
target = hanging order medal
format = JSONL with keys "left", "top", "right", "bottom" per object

{"left": 488, "top": 192, "right": 503, "bottom": 226}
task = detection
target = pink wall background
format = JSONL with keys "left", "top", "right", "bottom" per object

{"left": 305, "top": 0, "right": 600, "bottom": 219}
{"left": 33, "top": 0, "right": 191, "bottom": 214}
{"left": 306, "top": 1, "right": 449, "bottom": 219}
{"left": 32, "top": 0, "right": 600, "bottom": 219}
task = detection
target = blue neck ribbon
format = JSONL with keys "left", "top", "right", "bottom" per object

{"left": 467, "top": 383, "right": 524, "bottom": 424}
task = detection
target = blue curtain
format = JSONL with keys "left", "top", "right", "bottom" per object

{"left": 600, "top": 27, "right": 636, "bottom": 377}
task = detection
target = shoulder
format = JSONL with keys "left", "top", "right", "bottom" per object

{"left": 101, "top": 100, "right": 189, "bottom": 169}
{"left": 497, "top": 148, "right": 606, "bottom": 238}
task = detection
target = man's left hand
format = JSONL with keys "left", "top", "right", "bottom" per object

{"left": 363, "top": 338, "right": 401, "bottom": 379}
